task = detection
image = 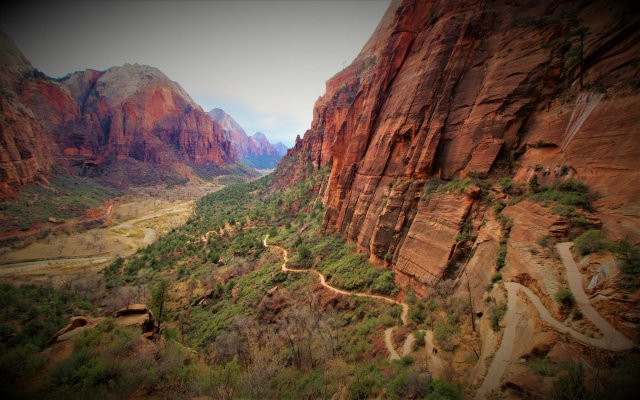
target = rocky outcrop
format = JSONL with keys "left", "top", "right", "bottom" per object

{"left": 208, "top": 108, "right": 286, "bottom": 168}
{"left": 275, "top": 0, "right": 640, "bottom": 291}
{"left": 0, "top": 32, "right": 236, "bottom": 195}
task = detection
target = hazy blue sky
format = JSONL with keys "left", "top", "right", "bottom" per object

{"left": 1, "top": 0, "right": 390, "bottom": 147}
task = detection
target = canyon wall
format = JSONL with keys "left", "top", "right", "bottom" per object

{"left": 209, "top": 108, "right": 287, "bottom": 168}
{"left": 276, "top": 0, "right": 640, "bottom": 293}
{"left": 0, "top": 32, "right": 235, "bottom": 195}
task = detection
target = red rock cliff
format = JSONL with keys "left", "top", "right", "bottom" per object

{"left": 55, "top": 64, "right": 235, "bottom": 168}
{"left": 0, "top": 33, "right": 56, "bottom": 196}
{"left": 276, "top": 0, "right": 640, "bottom": 291}
{"left": 0, "top": 32, "right": 236, "bottom": 194}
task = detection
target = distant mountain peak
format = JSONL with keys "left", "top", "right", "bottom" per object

{"left": 207, "top": 112, "right": 286, "bottom": 168}
{"left": 252, "top": 131, "right": 268, "bottom": 142}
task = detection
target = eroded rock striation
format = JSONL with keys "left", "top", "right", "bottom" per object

{"left": 275, "top": 0, "right": 640, "bottom": 293}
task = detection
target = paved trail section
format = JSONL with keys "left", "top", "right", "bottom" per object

{"left": 264, "top": 234, "right": 447, "bottom": 374}
{"left": 476, "top": 242, "right": 636, "bottom": 399}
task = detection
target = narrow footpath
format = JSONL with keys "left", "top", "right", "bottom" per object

{"left": 264, "top": 235, "right": 437, "bottom": 364}
{"left": 476, "top": 242, "right": 635, "bottom": 399}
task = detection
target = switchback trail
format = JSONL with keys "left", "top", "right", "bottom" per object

{"left": 264, "top": 235, "right": 420, "bottom": 361}
{"left": 476, "top": 242, "right": 635, "bottom": 399}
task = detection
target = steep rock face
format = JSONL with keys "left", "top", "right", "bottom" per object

{"left": 208, "top": 108, "right": 286, "bottom": 167}
{"left": 276, "top": 0, "right": 640, "bottom": 291}
{"left": 0, "top": 33, "right": 56, "bottom": 195}
{"left": 56, "top": 64, "right": 234, "bottom": 168}
{"left": 0, "top": 32, "right": 236, "bottom": 194}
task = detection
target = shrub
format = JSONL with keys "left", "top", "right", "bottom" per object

{"left": 574, "top": 229, "right": 606, "bottom": 256}
{"left": 441, "top": 178, "right": 470, "bottom": 193}
{"left": 499, "top": 177, "right": 514, "bottom": 193}
{"left": 496, "top": 244, "right": 507, "bottom": 270}
{"left": 491, "top": 272, "right": 502, "bottom": 283}
{"left": 347, "top": 365, "right": 381, "bottom": 399}
{"left": 434, "top": 322, "right": 459, "bottom": 352}
{"left": 529, "top": 357, "right": 558, "bottom": 376}
{"left": 492, "top": 200, "right": 506, "bottom": 214}
{"left": 537, "top": 235, "right": 555, "bottom": 249}
{"left": 422, "top": 179, "right": 443, "bottom": 199}
{"left": 529, "top": 175, "right": 540, "bottom": 193}
{"left": 497, "top": 214, "right": 513, "bottom": 233}
{"left": 413, "top": 331, "right": 426, "bottom": 348}
{"left": 555, "top": 288, "right": 575, "bottom": 309}
{"left": 572, "top": 309, "right": 583, "bottom": 320}
{"left": 552, "top": 362, "right": 586, "bottom": 400}
{"left": 297, "top": 244, "right": 313, "bottom": 267}
{"left": 426, "top": 380, "right": 463, "bottom": 400}
{"left": 612, "top": 239, "right": 640, "bottom": 276}
{"left": 371, "top": 271, "right": 398, "bottom": 295}
{"left": 532, "top": 179, "right": 594, "bottom": 211}
{"left": 489, "top": 303, "right": 507, "bottom": 331}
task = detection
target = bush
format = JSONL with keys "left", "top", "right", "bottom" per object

{"left": 555, "top": 288, "right": 575, "bottom": 309}
{"left": 497, "top": 214, "right": 513, "bottom": 233}
{"left": 499, "top": 177, "right": 514, "bottom": 193}
{"left": 371, "top": 271, "right": 398, "bottom": 295}
{"left": 572, "top": 309, "right": 583, "bottom": 320}
{"left": 297, "top": 244, "right": 313, "bottom": 268}
{"left": 532, "top": 179, "right": 594, "bottom": 211}
{"left": 426, "top": 380, "right": 463, "bottom": 400}
{"left": 489, "top": 303, "right": 507, "bottom": 331}
{"left": 612, "top": 239, "right": 640, "bottom": 277}
{"left": 434, "top": 322, "right": 459, "bottom": 352}
{"left": 529, "top": 357, "right": 558, "bottom": 376}
{"left": 347, "top": 365, "right": 381, "bottom": 399}
{"left": 496, "top": 244, "right": 507, "bottom": 270}
{"left": 491, "top": 272, "right": 502, "bottom": 283}
{"left": 492, "top": 200, "right": 506, "bottom": 214}
{"left": 552, "top": 362, "right": 586, "bottom": 400}
{"left": 574, "top": 229, "right": 606, "bottom": 256}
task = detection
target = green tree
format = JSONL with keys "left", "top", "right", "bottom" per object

{"left": 152, "top": 280, "right": 169, "bottom": 334}
{"left": 298, "top": 244, "right": 313, "bottom": 268}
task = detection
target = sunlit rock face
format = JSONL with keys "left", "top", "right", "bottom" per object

{"left": 0, "top": 32, "right": 235, "bottom": 195}
{"left": 55, "top": 64, "right": 234, "bottom": 168}
{"left": 275, "top": 0, "right": 640, "bottom": 292}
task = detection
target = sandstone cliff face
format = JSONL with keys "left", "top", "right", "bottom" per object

{"left": 0, "top": 33, "right": 56, "bottom": 196}
{"left": 208, "top": 108, "right": 286, "bottom": 167}
{"left": 0, "top": 33, "right": 235, "bottom": 195}
{"left": 55, "top": 64, "right": 234, "bottom": 169}
{"left": 276, "top": 0, "right": 640, "bottom": 292}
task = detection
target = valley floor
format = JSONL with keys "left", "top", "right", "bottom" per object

{"left": 0, "top": 182, "right": 221, "bottom": 287}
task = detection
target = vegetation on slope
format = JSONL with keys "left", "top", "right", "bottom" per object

{"left": 74, "top": 166, "right": 466, "bottom": 399}
{"left": 0, "top": 168, "right": 121, "bottom": 233}
{"left": 0, "top": 284, "right": 95, "bottom": 396}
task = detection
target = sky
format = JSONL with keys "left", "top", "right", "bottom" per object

{"left": 1, "top": 0, "right": 390, "bottom": 147}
